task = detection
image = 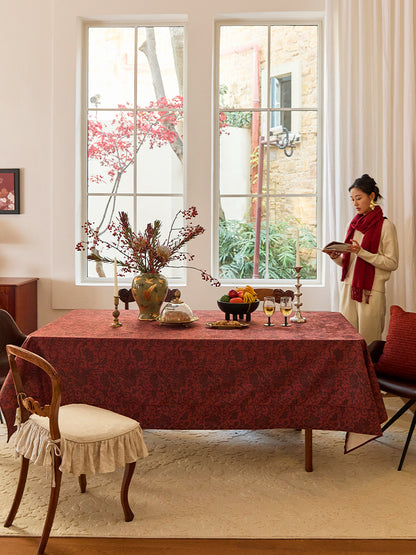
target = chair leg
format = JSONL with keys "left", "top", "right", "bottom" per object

{"left": 382, "top": 399, "right": 416, "bottom": 432}
{"left": 121, "top": 462, "right": 136, "bottom": 522}
{"left": 79, "top": 474, "right": 87, "bottom": 493}
{"left": 397, "top": 411, "right": 416, "bottom": 471}
{"left": 37, "top": 465, "right": 62, "bottom": 555}
{"left": 4, "top": 455, "right": 30, "bottom": 527}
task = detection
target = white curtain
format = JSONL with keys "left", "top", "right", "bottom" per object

{"left": 324, "top": 0, "right": 416, "bottom": 315}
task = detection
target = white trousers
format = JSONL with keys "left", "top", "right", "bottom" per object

{"left": 339, "top": 283, "right": 386, "bottom": 345}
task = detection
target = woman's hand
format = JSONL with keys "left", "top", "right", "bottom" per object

{"left": 323, "top": 249, "right": 342, "bottom": 259}
{"left": 347, "top": 239, "right": 361, "bottom": 254}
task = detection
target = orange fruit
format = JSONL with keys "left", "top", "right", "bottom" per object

{"left": 230, "top": 297, "right": 243, "bottom": 303}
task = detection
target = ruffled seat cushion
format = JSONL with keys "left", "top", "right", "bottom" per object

{"left": 12, "top": 404, "right": 148, "bottom": 476}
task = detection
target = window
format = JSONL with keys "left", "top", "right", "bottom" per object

{"left": 216, "top": 23, "right": 320, "bottom": 282}
{"left": 270, "top": 75, "right": 291, "bottom": 131}
{"left": 84, "top": 24, "right": 185, "bottom": 283}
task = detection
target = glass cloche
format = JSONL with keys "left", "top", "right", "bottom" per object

{"left": 158, "top": 291, "right": 197, "bottom": 324}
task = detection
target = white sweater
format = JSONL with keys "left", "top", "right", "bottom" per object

{"left": 334, "top": 218, "right": 399, "bottom": 293}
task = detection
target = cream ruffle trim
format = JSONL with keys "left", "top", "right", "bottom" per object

{"left": 12, "top": 418, "right": 148, "bottom": 476}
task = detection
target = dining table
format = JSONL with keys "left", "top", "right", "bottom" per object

{"left": 0, "top": 308, "right": 387, "bottom": 471}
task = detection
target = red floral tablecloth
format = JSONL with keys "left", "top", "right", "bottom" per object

{"left": 0, "top": 309, "right": 387, "bottom": 448}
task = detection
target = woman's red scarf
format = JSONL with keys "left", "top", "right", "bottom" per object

{"left": 341, "top": 205, "right": 384, "bottom": 303}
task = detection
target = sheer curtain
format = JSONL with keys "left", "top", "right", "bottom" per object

{"left": 324, "top": 0, "right": 416, "bottom": 316}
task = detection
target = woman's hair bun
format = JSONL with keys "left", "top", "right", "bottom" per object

{"left": 349, "top": 173, "right": 382, "bottom": 201}
{"left": 360, "top": 174, "right": 376, "bottom": 187}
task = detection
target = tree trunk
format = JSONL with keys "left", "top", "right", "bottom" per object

{"left": 170, "top": 27, "right": 184, "bottom": 96}
{"left": 91, "top": 246, "right": 106, "bottom": 277}
{"left": 139, "top": 28, "right": 183, "bottom": 162}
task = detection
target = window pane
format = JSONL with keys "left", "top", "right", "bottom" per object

{"left": 219, "top": 26, "right": 268, "bottom": 110}
{"left": 219, "top": 197, "right": 263, "bottom": 280}
{"left": 136, "top": 196, "right": 186, "bottom": 281}
{"left": 136, "top": 109, "right": 184, "bottom": 194}
{"left": 88, "top": 110, "right": 135, "bottom": 195}
{"left": 219, "top": 110, "right": 254, "bottom": 198}
{"left": 268, "top": 199, "right": 317, "bottom": 278}
{"left": 270, "top": 26, "right": 318, "bottom": 109}
{"left": 88, "top": 28, "right": 135, "bottom": 109}
{"left": 137, "top": 27, "right": 184, "bottom": 107}
{"left": 86, "top": 195, "right": 134, "bottom": 278}
{"left": 265, "top": 112, "right": 318, "bottom": 196}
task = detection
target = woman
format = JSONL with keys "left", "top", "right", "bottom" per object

{"left": 324, "top": 174, "right": 399, "bottom": 344}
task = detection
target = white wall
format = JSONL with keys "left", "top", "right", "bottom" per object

{"left": 0, "top": 0, "right": 326, "bottom": 327}
{"left": 0, "top": 0, "right": 57, "bottom": 326}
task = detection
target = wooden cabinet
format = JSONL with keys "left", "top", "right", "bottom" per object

{"left": 0, "top": 278, "right": 38, "bottom": 334}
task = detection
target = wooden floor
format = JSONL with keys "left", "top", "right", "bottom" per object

{"left": 0, "top": 538, "right": 415, "bottom": 554}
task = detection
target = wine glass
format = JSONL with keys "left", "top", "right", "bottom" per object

{"left": 280, "top": 296, "right": 293, "bottom": 327}
{"left": 263, "top": 296, "right": 276, "bottom": 327}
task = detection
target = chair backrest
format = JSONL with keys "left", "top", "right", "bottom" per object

{"left": 255, "top": 288, "right": 295, "bottom": 302}
{"left": 6, "top": 344, "right": 61, "bottom": 440}
{"left": 0, "top": 310, "right": 27, "bottom": 383}
{"left": 118, "top": 288, "right": 135, "bottom": 309}
{"left": 367, "top": 340, "right": 385, "bottom": 364}
{"left": 118, "top": 287, "right": 181, "bottom": 310}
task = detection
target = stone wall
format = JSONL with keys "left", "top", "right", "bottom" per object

{"left": 219, "top": 25, "right": 318, "bottom": 232}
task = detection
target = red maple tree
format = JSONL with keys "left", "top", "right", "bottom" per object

{"left": 88, "top": 95, "right": 184, "bottom": 235}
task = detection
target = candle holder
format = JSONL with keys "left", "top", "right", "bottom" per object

{"left": 111, "top": 296, "right": 122, "bottom": 327}
{"left": 290, "top": 266, "right": 306, "bottom": 323}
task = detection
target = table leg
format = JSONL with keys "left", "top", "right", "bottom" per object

{"left": 305, "top": 428, "right": 313, "bottom": 472}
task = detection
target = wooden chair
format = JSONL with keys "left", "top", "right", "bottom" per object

{"left": 254, "top": 288, "right": 295, "bottom": 302}
{"left": 119, "top": 287, "right": 181, "bottom": 310}
{"left": 4, "top": 345, "right": 149, "bottom": 554}
{"left": 368, "top": 340, "right": 416, "bottom": 470}
{"left": 0, "top": 310, "right": 27, "bottom": 423}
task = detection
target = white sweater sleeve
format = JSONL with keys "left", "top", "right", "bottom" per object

{"left": 357, "top": 219, "right": 399, "bottom": 272}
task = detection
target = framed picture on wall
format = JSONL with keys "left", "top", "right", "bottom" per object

{"left": 0, "top": 169, "right": 20, "bottom": 214}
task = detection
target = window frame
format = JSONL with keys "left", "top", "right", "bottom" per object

{"left": 79, "top": 20, "right": 188, "bottom": 287}
{"left": 213, "top": 17, "right": 323, "bottom": 286}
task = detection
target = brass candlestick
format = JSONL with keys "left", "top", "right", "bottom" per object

{"left": 290, "top": 266, "right": 306, "bottom": 323}
{"left": 111, "top": 296, "right": 122, "bottom": 327}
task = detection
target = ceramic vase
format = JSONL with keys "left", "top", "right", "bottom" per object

{"left": 131, "top": 273, "right": 168, "bottom": 320}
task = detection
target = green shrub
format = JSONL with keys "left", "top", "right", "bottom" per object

{"left": 219, "top": 219, "right": 317, "bottom": 280}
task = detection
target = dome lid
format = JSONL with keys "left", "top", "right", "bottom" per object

{"left": 159, "top": 291, "right": 194, "bottom": 323}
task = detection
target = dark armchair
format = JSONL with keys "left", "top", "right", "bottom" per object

{"left": 0, "top": 309, "right": 27, "bottom": 423}
{"left": 368, "top": 306, "right": 416, "bottom": 470}
{"left": 0, "top": 309, "right": 27, "bottom": 386}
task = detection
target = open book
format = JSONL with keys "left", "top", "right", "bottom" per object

{"left": 322, "top": 241, "right": 351, "bottom": 253}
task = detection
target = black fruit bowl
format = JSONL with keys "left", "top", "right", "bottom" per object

{"left": 217, "top": 299, "right": 260, "bottom": 322}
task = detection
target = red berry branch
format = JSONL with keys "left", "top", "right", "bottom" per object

{"left": 76, "top": 208, "right": 220, "bottom": 287}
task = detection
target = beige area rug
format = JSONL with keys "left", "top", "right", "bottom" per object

{"left": 1, "top": 397, "right": 416, "bottom": 540}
